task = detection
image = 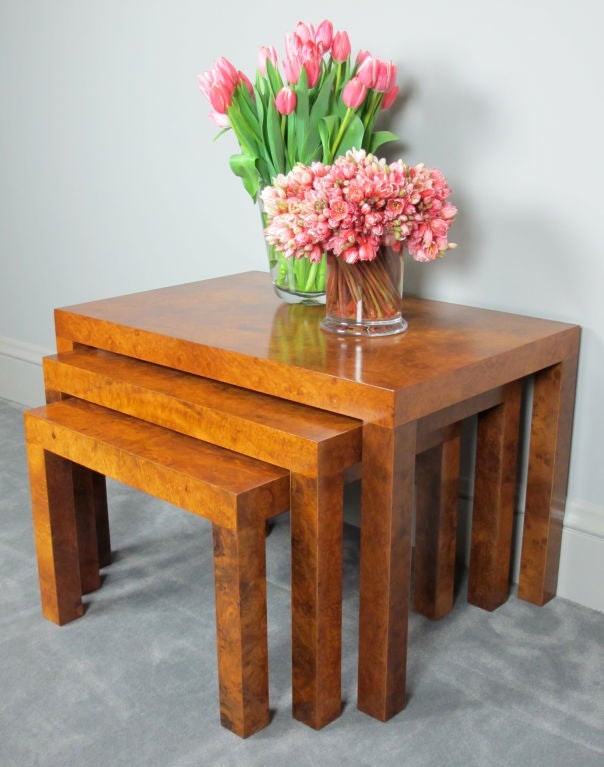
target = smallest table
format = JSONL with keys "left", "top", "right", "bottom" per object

{"left": 52, "top": 271, "right": 581, "bottom": 723}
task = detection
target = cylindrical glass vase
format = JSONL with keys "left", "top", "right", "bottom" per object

{"left": 320, "top": 247, "right": 407, "bottom": 336}
{"left": 267, "top": 246, "right": 327, "bottom": 305}
{"left": 260, "top": 201, "right": 326, "bottom": 305}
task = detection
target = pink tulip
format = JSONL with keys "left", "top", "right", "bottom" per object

{"left": 375, "top": 60, "right": 396, "bottom": 92}
{"left": 258, "top": 45, "right": 278, "bottom": 76}
{"left": 214, "top": 56, "right": 239, "bottom": 90}
{"left": 331, "top": 31, "right": 351, "bottom": 62}
{"left": 208, "top": 81, "right": 231, "bottom": 114}
{"left": 357, "top": 56, "right": 396, "bottom": 92}
{"left": 294, "top": 21, "right": 313, "bottom": 43}
{"left": 316, "top": 19, "right": 334, "bottom": 52}
{"left": 356, "top": 50, "right": 371, "bottom": 66}
{"left": 275, "top": 86, "right": 296, "bottom": 115}
{"left": 381, "top": 84, "right": 399, "bottom": 109}
{"left": 342, "top": 76, "right": 367, "bottom": 109}
{"left": 303, "top": 59, "right": 320, "bottom": 88}
{"left": 197, "top": 71, "right": 214, "bottom": 100}
{"left": 209, "top": 111, "right": 231, "bottom": 128}
{"left": 238, "top": 70, "right": 254, "bottom": 96}
{"left": 283, "top": 55, "right": 301, "bottom": 84}
{"left": 357, "top": 56, "right": 378, "bottom": 88}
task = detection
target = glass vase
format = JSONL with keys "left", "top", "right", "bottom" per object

{"left": 320, "top": 247, "right": 407, "bottom": 336}
{"left": 259, "top": 201, "right": 326, "bottom": 305}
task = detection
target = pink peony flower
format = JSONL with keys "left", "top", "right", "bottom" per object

{"left": 261, "top": 149, "right": 456, "bottom": 263}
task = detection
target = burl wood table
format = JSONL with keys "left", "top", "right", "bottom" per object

{"left": 52, "top": 271, "right": 580, "bottom": 723}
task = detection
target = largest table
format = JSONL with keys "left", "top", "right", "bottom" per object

{"left": 53, "top": 271, "right": 580, "bottom": 722}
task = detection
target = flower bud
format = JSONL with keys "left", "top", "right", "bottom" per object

{"left": 316, "top": 19, "right": 334, "bottom": 52}
{"left": 342, "top": 76, "right": 367, "bottom": 109}
{"left": 374, "top": 60, "right": 396, "bottom": 92}
{"left": 283, "top": 55, "right": 301, "bottom": 85}
{"left": 303, "top": 59, "right": 320, "bottom": 88}
{"left": 215, "top": 57, "right": 239, "bottom": 90}
{"left": 238, "top": 70, "right": 254, "bottom": 96}
{"left": 258, "top": 46, "right": 278, "bottom": 76}
{"left": 209, "top": 111, "right": 231, "bottom": 128}
{"left": 209, "top": 81, "right": 231, "bottom": 114}
{"left": 356, "top": 50, "right": 371, "bottom": 66}
{"left": 381, "top": 84, "right": 399, "bottom": 109}
{"left": 331, "top": 31, "right": 351, "bottom": 62}
{"left": 275, "top": 86, "right": 297, "bottom": 115}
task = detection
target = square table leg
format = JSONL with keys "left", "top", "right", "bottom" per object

{"left": 212, "top": 521, "right": 271, "bottom": 738}
{"left": 413, "top": 431, "right": 461, "bottom": 620}
{"left": 468, "top": 380, "right": 523, "bottom": 611}
{"left": 357, "top": 421, "right": 416, "bottom": 721}
{"left": 518, "top": 355, "right": 579, "bottom": 604}
{"left": 291, "top": 470, "right": 344, "bottom": 729}
{"left": 46, "top": 383, "right": 111, "bottom": 582}
{"left": 26, "top": 445, "right": 84, "bottom": 625}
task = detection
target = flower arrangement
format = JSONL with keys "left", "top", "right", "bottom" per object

{"left": 198, "top": 20, "right": 401, "bottom": 298}
{"left": 198, "top": 19, "right": 399, "bottom": 199}
{"left": 261, "top": 149, "right": 457, "bottom": 329}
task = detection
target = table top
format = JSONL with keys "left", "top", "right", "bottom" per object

{"left": 55, "top": 271, "right": 580, "bottom": 425}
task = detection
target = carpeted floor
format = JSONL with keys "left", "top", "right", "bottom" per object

{"left": 1, "top": 396, "right": 602, "bottom": 767}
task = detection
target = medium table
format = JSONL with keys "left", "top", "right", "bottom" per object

{"left": 52, "top": 271, "right": 580, "bottom": 722}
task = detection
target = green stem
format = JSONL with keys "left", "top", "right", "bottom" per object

{"left": 329, "top": 107, "right": 354, "bottom": 162}
{"left": 303, "top": 261, "right": 319, "bottom": 292}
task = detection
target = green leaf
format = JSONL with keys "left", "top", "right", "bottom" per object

{"left": 302, "top": 68, "right": 336, "bottom": 163}
{"left": 229, "top": 153, "right": 261, "bottom": 200}
{"left": 294, "top": 68, "right": 310, "bottom": 160}
{"left": 367, "top": 130, "right": 399, "bottom": 154}
{"left": 264, "top": 59, "right": 283, "bottom": 97}
{"left": 227, "top": 104, "right": 260, "bottom": 156}
{"left": 334, "top": 113, "right": 365, "bottom": 157}
{"left": 212, "top": 127, "right": 231, "bottom": 142}
{"left": 318, "top": 115, "right": 340, "bottom": 162}
{"left": 286, "top": 110, "right": 297, "bottom": 171}
{"left": 265, "top": 99, "right": 285, "bottom": 176}
{"left": 236, "top": 91, "right": 262, "bottom": 143}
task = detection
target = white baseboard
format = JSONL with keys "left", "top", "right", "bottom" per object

{"left": 0, "top": 335, "right": 51, "bottom": 407}
{"left": 3, "top": 335, "right": 603, "bottom": 613}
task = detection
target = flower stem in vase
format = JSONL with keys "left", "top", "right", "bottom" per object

{"left": 321, "top": 248, "right": 407, "bottom": 337}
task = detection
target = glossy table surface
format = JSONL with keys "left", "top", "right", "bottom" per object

{"left": 55, "top": 271, "right": 579, "bottom": 425}
{"left": 54, "top": 270, "right": 581, "bottom": 723}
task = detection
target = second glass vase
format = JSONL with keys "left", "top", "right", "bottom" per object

{"left": 320, "top": 247, "right": 407, "bottom": 336}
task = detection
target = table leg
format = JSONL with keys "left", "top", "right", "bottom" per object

{"left": 26, "top": 444, "right": 84, "bottom": 625}
{"left": 212, "top": 521, "right": 270, "bottom": 739}
{"left": 45, "top": 383, "right": 111, "bottom": 579}
{"left": 291, "top": 471, "right": 343, "bottom": 729}
{"left": 468, "top": 380, "right": 522, "bottom": 611}
{"left": 518, "top": 356, "right": 579, "bottom": 604}
{"left": 357, "top": 422, "right": 416, "bottom": 721}
{"left": 413, "top": 433, "right": 461, "bottom": 620}
{"left": 72, "top": 466, "right": 105, "bottom": 592}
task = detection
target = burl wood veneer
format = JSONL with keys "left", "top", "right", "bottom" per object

{"left": 24, "top": 398, "right": 291, "bottom": 738}
{"left": 52, "top": 271, "right": 581, "bottom": 723}
{"left": 44, "top": 348, "right": 362, "bottom": 729}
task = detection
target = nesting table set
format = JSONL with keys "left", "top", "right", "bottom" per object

{"left": 24, "top": 271, "right": 580, "bottom": 736}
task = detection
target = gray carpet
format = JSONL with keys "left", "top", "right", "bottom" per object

{"left": 1, "top": 396, "right": 602, "bottom": 767}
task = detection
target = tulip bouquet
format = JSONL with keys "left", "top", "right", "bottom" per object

{"left": 198, "top": 19, "right": 401, "bottom": 298}
{"left": 261, "top": 149, "right": 457, "bottom": 331}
